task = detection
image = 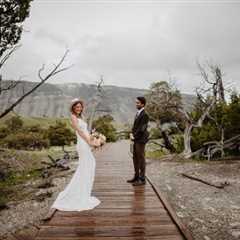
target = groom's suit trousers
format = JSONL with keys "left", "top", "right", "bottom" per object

{"left": 133, "top": 142, "right": 146, "bottom": 178}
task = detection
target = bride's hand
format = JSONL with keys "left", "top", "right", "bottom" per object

{"left": 91, "top": 138, "right": 101, "bottom": 147}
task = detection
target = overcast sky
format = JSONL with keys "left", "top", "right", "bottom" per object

{"left": 2, "top": 0, "right": 240, "bottom": 94}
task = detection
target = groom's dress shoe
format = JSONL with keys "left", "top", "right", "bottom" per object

{"left": 127, "top": 176, "right": 138, "bottom": 183}
{"left": 132, "top": 178, "right": 146, "bottom": 186}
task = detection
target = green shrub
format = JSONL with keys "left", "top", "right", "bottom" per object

{"left": 149, "top": 128, "right": 161, "bottom": 139}
{"left": 27, "top": 124, "right": 43, "bottom": 133}
{"left": 46, "top": 120, "right": 75, "bottom": 146}
{"left": 188, "top": 93, "right": 240, "bottom": 156}
{"left": 4, "top": 116, "right": 23, "bottom": 132}
{"left": 92, "top": 115, "right": 117, "bottom": 142}
{"left": 4, "top": 132, "right": 49, "bottom": 150}
{"left": 191, "top": 123, "right": 220, "bottom": 152}
{"left": 0, "top": 127, "right": 10, "bottom": 139}
{"left": 173, "top": 134, "right": 184, "bottom": 153}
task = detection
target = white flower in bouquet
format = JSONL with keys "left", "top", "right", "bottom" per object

{"left": 90, "top": 130, "right": 106, "bottom": 147}
{"left": 98, "top": 134, "right": 106, "bottom": 145}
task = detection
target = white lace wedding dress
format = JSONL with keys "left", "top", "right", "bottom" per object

{"left": 50, "top": 117, "right": 100, "bottom": 211}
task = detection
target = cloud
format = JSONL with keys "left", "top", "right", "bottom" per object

{"left": 1, "top": 0, "right": 240, "bottom": 94}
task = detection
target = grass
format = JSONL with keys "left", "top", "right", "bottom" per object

{"left": 0, "top": 169, "right": 42, "bottom": 188}
{"left": 0, "top": 112, "right": 72, "bottom": 129}
{"left": 145, "top": 139, "right": 168, "bottom": 160}
{"left": 146, "top": 149, "right": 165, "bottom": 159}
{"left": 0, "top": 168, "right": 43, "bottom": 204}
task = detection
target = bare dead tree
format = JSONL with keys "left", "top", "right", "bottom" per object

{"left": 199, "top": 134, "right": 240, "bottom": 160}
{"left": 0, "top": 50, "right": 71, "bottom": 119}
{"left": 180, "top": 62, "right": 225, "bottom": 159}
{"left": 180, "top": 99, "right": 216, "bottom": 158}
{"left": 197, "top": 62, "right": 226, "bottom": 103}
{"left": 200, "top": 63, "right": 226, "bottom": 159}
{"left": 87, "top": 75, "right": 112, "bottom": 131}
{"left": 87, "top": 75, "right": 104, "bottom": 131}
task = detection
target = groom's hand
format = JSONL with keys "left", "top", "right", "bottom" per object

{"left": 130, "top": 133, "right": 134, "bottom": 141}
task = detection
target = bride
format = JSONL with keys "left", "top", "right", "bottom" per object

{"left": 43, "top": 98, "right": 101, "bottom": 220}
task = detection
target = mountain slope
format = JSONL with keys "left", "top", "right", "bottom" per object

{"left": 0, "top": 81, "right": 196, "bottom": 123}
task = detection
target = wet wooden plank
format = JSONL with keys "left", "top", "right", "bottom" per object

{"left": 46, "top": 215, "right": 174, "bottom": 226}
{"left": 36, "top": 236, "right": 184, "bottom": 240}
{"left": 54, "top": 208, "right": 168, "bottom": 217}
{"left": 37, "top": 225, "right": 181, "bottom": 237}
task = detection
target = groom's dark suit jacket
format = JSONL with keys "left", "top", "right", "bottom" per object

{"left": 132, "top": 109, "right": 149, "bottom": 144}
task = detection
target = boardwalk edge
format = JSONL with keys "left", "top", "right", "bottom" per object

{"left": 146, "top": 175, "right": 194, "bottom": 240}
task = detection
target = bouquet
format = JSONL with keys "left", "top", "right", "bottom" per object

{"left": 90, "top": 129, "right": 106, "bottom": 147}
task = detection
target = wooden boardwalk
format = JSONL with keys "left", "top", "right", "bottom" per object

{"left": 35, "top": 141, "right": 193, "bottom": 240}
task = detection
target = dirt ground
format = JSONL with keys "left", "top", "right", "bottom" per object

{"left": 147, "top": 156, "right": 240, "bottom": 240}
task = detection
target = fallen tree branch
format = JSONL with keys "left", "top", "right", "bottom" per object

{"left": 195, "top": 134, "right": 240, "bottom": 160}
{"left": 47, "top": 154, "right": 70, "bottom": 170}
{"left": 181, "top": 173, "right": 230, "bottom": 189}
{"left": 148, "top": 139, "right": 166, "bottom": 148}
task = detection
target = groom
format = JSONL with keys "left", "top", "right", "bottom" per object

{"left": 127, "top": 96, "right": 149, "bottom": 186}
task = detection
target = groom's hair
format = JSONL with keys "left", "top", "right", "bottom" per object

{"left": 136, "top": 96, "right": 146, "bottom": 106}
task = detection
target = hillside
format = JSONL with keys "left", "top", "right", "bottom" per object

{"left": 0, "top": 80, "right": 196, "bottom": 124}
